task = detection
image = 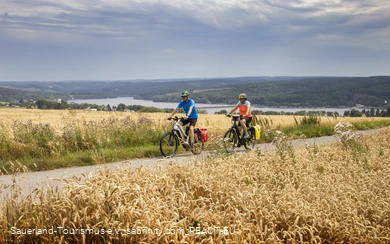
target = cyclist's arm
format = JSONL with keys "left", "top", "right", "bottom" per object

{"left": 244, "top": 106, "right": 251, "bottom": 117}
{"left": 243, "top": 101, "right": 251, "bottom": 118}
{"left": 169, "top": 107, "right": 179, "bottom": 117}
{"left": 186, "top": 106, "right": 194, "bottom": 117}
{"left": 227, "top": 105, "right": 239, "bottom": 115}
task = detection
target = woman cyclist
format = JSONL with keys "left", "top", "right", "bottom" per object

{"left": 226, "top": 93, "right": 252, "bottom": 138}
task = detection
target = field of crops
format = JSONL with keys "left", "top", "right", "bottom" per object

{"left": 1, "top": 120, "right": 389, "bottom": 243}
{"left": 1, "top": 108, "right": 387, "bottom": 130}
{"left": 1, "top": 108, "right": 390, "bottom": 173}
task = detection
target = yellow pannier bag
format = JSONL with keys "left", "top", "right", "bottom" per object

{"left": 254, "top": 125, "right": 261, "bottom": 140}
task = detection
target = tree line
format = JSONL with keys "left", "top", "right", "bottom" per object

{"left": 343, "top": 108, "right": 390, "bottom": 117}
{"left": 32, "top": 100, "right": 208, "bottom": 114}
{"left": 33, "top": 100, "right": 174, "bottom": 112}
{"left": 6, "top": 98, "right": 390, "bottom": 117}
{"left": 215, "top": 108, "right": 390, "bottom": 117}
{"left": 214, "top": 109, "right": 341, "bottom": 117}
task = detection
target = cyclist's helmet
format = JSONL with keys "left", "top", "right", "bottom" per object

{"left": 239, "top": 93, "right": 247, "bottom": 99}
{"left": 181, "top": 91, "right": 189, "bottom": 97}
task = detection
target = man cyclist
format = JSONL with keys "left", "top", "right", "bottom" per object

{"left": 226, "top": 93, "right": 252, "bottom": 138}
{"left": 168, "top": 91, "right": 198, "bottom": 146}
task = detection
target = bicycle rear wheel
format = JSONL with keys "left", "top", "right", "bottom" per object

{"left": 160, "top": 131, "right": 179, "bottom": 157}
{"left": 223, "top": 129, "right": 238, "bottom": 153}
{"left": 244, "top": 127, "right": 256, "bottom": 150}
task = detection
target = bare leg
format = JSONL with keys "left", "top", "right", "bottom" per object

{"left": 240, "top": 119, "right": 248, "bottom": 134}
{"left": 189, "top": 125, "right": 195, "bottom": 144}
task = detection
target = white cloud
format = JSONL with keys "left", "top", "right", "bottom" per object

{"left": 1, "top": 0, "right": 389, "bottom": 80}
{"left": 2, "top": 0, "right": 389, "bottom": 33}
{"left": 2, "top": 0, "right": 388, "bottom": 52}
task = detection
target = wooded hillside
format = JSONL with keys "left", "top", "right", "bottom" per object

{"left": 1, "top": 76, "right": 389, "bottom": 107}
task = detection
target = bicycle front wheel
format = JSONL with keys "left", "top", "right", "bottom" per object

{"left": 223, "top": 129, "right": 238, "bottom": 153}
{"left": 244, "top": 127, "right": 256, "bottom": 150}
{"left": 160, "top": 131, "right": 179, "bottom": 157}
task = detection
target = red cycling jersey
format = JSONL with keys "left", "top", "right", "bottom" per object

{"left": 236, "top": 100, "right": 252, "bottom": 117}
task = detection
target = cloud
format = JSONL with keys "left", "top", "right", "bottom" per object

{"left": 0, "top": 0, "right": 389, "bottom": 80}
{"left": 1, "top": 12, "right": 7, "bottom": 24}
{"left": 1, "top": 0, "right": 389, "bottom": 36}
{"left": 1, "top": 0, "right": 388, "bottom": 51}
{"left": 0, "top": 1, "right": 388, "bottom": 56}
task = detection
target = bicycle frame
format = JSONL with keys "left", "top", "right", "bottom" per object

{"left": 229, "top": 115, "right": 244, "bottom": 143}
{"left": 170, "top": 116, "right": 199, "bottom": 145}
{"left": 172, "top": 120, "right": 191, "bottom": 146}
{"left": 160, "top": 116, "right": 204, "bottom": 157}
{"left": 223, "top": 114, "right": 256, "bottom": 152}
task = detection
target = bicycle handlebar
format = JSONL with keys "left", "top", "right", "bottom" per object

{"left": 167, "top": 116, "right": 184, "bottom": 121}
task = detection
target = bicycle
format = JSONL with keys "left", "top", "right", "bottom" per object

{"left": 223, "top": 115, "right": 256, "bottom": 153}
{"left": 160, "top": 116, "right": 204, "bottom": 157}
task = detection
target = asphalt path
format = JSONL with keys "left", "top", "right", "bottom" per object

{"left": 0, "top": 129, "right": 380, "bottom": 200}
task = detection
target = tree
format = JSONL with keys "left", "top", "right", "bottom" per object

{"left": 117, "top": 103, "right": 126, "bottom": 111}
{"left": 60, "top": 100, "right": 69, "bottom": 109}
{"left": 35, "top": 100, "right": 45, "bottom": 109}
{"left": 214, "top": 109, "right": 227, "bottom": 114}
{"left": 139, "top": 106, "right": 162, "bottom": 113}
{"left": 35, "top": 99, "right": 62, "bottom": 109}
{"left": 380, "top": 109, "right": 386, "bottom": 117}
{"left": 351, "top": 109, "right": 357, "bottom": 117}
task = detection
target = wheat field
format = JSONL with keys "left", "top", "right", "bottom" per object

{"left": 1, "top": 107, "right": 389, "bottom": 166}
{"left": 1, "top": 107, "right": 388, "bottom": 135}
{"left": 1, "top": 123, "right": 389, "bottom": 243}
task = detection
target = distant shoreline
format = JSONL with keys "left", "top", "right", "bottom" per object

{"left": 71, "top": 97, "right": 361, "bottom": 114}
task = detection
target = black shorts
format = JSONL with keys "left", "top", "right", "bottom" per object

{"left": 180, "top": 118, "right": 197, "bottom": 127}
{"left": 240, "top": 116, "right": 252, "bottom": 127}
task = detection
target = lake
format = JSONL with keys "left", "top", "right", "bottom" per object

{"left": 71, "top": 97, "right": 353, "bottom": 115}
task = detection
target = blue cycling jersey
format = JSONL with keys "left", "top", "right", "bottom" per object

{"left": 178, "top": 99, "right": 198, "bottom": 119}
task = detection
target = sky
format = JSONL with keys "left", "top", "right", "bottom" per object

{"left": 1, "top": 0, "right": 389, "bottom": 81}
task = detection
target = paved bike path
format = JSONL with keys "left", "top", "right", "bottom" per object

{"left": 0, "top": 129, "right": 380, "bottom": 200}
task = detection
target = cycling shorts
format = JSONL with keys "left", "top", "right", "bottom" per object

{"left": 240, "top": 116, "right": 252, "bottom": 127}
{"left": 180, "top": 118, "right": 197, "bottom": 127}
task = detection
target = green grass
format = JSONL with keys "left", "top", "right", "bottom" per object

{"left": 260, "top": 119, "right": 390, "bottom": 142}
{"left": 351, "top": 119, "right": 390, "bottom": 130}
{"left": 0, "top": 145, "right": 163, "bottom": 173}
{"left": 282, "top": 120, "right": 390, "bottom": 139}
{"left": 282, "top": 124, "right": 335, "bottom": 138}
{"left": 283, "top": 117, "right": 390, "bottom": 139}
{"left": 0, "top": 116, "right": 170, "bottom": 173}
{"left": 1, "top": 116, "right": 389, "bottom": 174}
